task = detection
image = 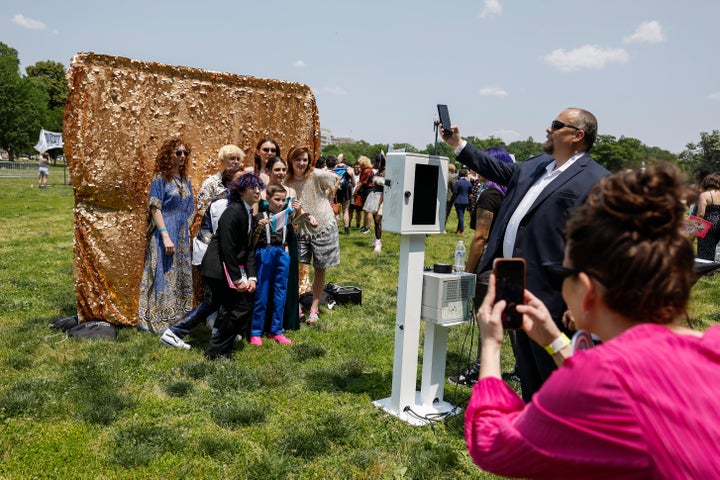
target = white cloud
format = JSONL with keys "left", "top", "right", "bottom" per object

{"left": 293, "top": 60, "right": 305, "bottom": 68}
{"left": 542, "top": 44, "right": 629, "bottom": 72}
{"left": 323, "top": 86, "right": 347, "bottom": 95}
{"left": 478, "top": 0, "right": 502, "bottom": 19}
{"left": 479, "top": 86, "right": 508, "bottom": 97}
{"left": 708, "top": 92, "right": 720, "bottom": 101}
{"left": 491, "top": 129, "right": 521, "bottom": 143}
{"left": 624, "top": 20, "right": 665, "bottom": 44}
{"left": 12, "top": 13, "right": 46, "bottom": 30}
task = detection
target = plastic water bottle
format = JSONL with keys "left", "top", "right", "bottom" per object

{"left": 715, "top": 243, "right": 720, "bottom": 262}
{"left": 454, "top": 240, "right": 466, "bottom": 273}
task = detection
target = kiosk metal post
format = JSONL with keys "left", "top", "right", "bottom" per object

{"left": 373, "top": 152, "right": 461, "bottom": 425}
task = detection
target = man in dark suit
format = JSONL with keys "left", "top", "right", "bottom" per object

{"left": 202, "top": 174, "right": 264, "bottom": 359}
{"left": 442, "top": 108, "right": 609, "bottom": 401}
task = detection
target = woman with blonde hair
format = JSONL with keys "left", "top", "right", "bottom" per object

{"left": 196, "top": 144, "right": 245, "bottom": 219}
{"left": 354, "top": 155, "right": 374, "bottom": 233}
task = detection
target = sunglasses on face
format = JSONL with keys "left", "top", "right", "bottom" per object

{"left": 261, "top": 147, "right": 277, "bottom": 153}
{"left": 175, "top": 150, "right": 191, "bottom": 157}
{"left": 543, "top": 262, "right": 606, "bottom": 291}
{"left": 551, "top": 120, "right": 581, "bottom": 131}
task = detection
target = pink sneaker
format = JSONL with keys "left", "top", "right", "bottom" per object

{"left": 268, "top": 333, "right": 292, "bottom": 345}
{"left": 249, "top": 336, "right": 263, "bottom": 346}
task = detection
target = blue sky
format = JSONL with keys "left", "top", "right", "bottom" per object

{"left": 2, "top": 0, "right": 719, "bottom": 154}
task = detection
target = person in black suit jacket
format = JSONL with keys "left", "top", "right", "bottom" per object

{"left": 203, "top": 173, "right": 264, "bottom": 359}
{"left": 442, "top": 108, "right": 609, "bottom": 401}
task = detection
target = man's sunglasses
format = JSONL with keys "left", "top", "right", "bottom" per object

{"left": 551, "top": 120, "right": 580, "bottom": 131}
{"left": 175, "top": 149, "right": 191, "bottom": 157}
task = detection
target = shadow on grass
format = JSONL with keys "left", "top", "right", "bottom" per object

{"left": 403, "top": 436, "right": 462, "bottom": 479}
{"left": 290, "top": 342, "right": 326, "bottom": 362}
{"left": 276, "top": 411, "right": 350, "bottom": 459}
{"left": 210, "top": 396, "right": 267, "bottom": 429}
{"left": 66, "top": 358, "right": 135, "bottom": 425}
{"left": 109, "top": 421, "right": 188, "bottom": 468}
{"left": 304, "top": 358, "right": 390, "bottom": 397}
{"left": 245, "top": 454, "right": 296, "bottom": 479}
{"left": 0, "top": 377, "right": 54, "bottom": 418}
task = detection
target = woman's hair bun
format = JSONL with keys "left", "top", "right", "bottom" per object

{"left": 588, "top": 163, "right": 686, "bottom": 240}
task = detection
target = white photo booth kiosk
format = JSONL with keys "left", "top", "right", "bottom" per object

{"left": 373, "top": 152, "right": 475, "bottom": 425}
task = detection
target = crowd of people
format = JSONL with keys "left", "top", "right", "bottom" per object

{"left": 134, "top": 106, "right": 720, "bottom": 476}
{"left": 140, "top": 135, "right": 387, "bottom": 358}
{"left": 439, "top": 108, "right": 720, "bottom": 477}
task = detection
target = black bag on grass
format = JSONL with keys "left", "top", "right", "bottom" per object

{"left": 49, "top": 314, "right": 79, "bottom": 331}
{"left": 66, "top": 321, "right": 118, "bottom": 340}
{"left": 299, "top": 291, "right": 336, "bottom": 310}
{"left": 324, "top": 283, "right": 362, "bottom": 305}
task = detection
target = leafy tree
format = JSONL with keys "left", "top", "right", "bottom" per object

{"left": 679, "top": 130, "right": 720, "bottom": 175}
{"left": 590, "top": 135, "right": 645, "bottom": 173}
{"left": 26, "top": 60, "right": 68, "bottom": 132}
{"left": 390, "top": 143, "right": 419, "bottom": 153}
{"left": 421, "top": 140, "right": 454, "bottom": 160}
{"left": 507, "top": 137, "right": 543, "bottom": 162}
{"left": 0, "top": 42, "right": 48, "bottom": 160}
{"left": 469, "top": 135, "right": 506, "bottom": 152}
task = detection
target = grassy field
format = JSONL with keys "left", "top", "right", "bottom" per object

{"left": 1, "top": 169, "right": 718, "bottom": 479}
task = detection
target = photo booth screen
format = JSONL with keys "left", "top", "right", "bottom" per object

{"left": 412, "top": 164, "right": 439, "bottom": 225}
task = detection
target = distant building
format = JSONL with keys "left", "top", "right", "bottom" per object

{"left": 320, "top": 128, "right": 332, "bottom": 147}
{"left": 332, "top": 136, "right": 357, "bottom": 145}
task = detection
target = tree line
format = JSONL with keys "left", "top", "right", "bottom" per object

{"left": 2, "top": 41, "right": 718, "bottom": 176}
{"left": 324, "top": 130, "right": 720, "bottom": 177}
{"left": 0, "top": 42, "right": 68, "bottom": 161}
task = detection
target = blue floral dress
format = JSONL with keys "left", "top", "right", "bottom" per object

{"left": 137, "top": 175, "right": 195, "bottom": 333}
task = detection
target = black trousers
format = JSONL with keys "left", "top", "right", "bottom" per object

{"left": 512, "top": 329, "right": 559, "bottom": 402}
{"left": 204, "top": 276, "right": 253, "bottom": 359}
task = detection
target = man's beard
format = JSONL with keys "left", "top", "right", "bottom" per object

{"left": 543, "top": 138, "right": 553, "bottom": 154}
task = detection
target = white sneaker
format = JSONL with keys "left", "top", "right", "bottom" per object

{"left": 160, "top": 329, "right": 191, "bottom": 349}
{"left": 373, "top": 240, "right": 382, "bottom": 253}
{"left": 370, "top": 238, "right": 378, "bottom": 247}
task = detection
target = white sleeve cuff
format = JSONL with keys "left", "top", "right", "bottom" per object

{"left": 454, "top": 140, "right": 467, "bottom": 156}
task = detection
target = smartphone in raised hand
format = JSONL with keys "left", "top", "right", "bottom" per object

{"left": 493, "top": 258, "right": 526, "bottom": 330}
{"left": 437, "top": 104, "right": 452, "bottom": 134}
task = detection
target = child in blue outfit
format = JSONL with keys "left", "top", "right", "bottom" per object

{"left": 249, "top": 184, "right": 310, "bottom": 345}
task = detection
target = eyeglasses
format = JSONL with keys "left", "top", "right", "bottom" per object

{"left": 226, "top": 156, "right": 241, "bottom": 161}
{"left": 261, "top": 147, "right": 277, "bottom": 153}
{"left": 543, "top": 262, "right": 606, "bottom": 291}
{"left": 551, "top": 120, "right": 580, "bottom": 131}
{"left": 175, "top": 150, "right": 191, "bottom": 157}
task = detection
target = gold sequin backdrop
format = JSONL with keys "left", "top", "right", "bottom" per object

{"left": 64, "top": 52, "right": 321, "bottom": 326}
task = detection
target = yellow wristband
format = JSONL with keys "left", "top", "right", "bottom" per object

{"left": 544, "top": 333, "right": 571, "bottom": 355}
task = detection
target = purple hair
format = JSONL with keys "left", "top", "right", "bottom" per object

{"left": 484, "top": 147, "right": 514, "bottom": 197}
{"left": 227, "top": 174, "right": 265, "bottom": 204}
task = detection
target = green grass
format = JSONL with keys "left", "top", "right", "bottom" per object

{"left": 1, "top": 169, "right": 718, "bottom": 479}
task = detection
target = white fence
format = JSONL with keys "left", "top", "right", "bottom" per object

{"left": 0, "top": 160, "right": 67, "bottom": 178}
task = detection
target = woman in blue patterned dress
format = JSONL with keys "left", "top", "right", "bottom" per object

{"left": 137, "top": 138, "right": 195, "bottom": 333}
